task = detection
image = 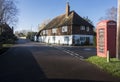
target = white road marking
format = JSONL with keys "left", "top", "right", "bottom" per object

{"left": 52, "top": 46, "right": 84, "bottom": 60}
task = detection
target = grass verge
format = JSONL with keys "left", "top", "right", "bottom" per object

{"left": 86, "top": 56, "right": 120, "bottom": 77}
{"left": 2, "top": 44, "right": 13, "bottom": 47}
{"left": 0, "top": 44, "right": 14, "bottom": 55}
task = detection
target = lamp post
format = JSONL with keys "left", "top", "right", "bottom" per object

{"left": 116, "top": 0, "right": 120, "bottom": 59}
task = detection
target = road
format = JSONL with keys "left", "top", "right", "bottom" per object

{"left": 51, "top": 45, "right": 96, "bottom": 59}
{"left": 0, "top": 39, "right": 120, "bottom": 82}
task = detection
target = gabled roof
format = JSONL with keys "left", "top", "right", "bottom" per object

{"left": 36, "top": 11, "right": 94, "bottom": 36}
{"left": 42, "top": 11, "right": 94, "bottom": 30}
{"left": 72, "top": 11, "right": 93, "bottom": 26}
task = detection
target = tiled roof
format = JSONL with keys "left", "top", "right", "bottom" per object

{"left": 43, "top": 11, "right": 93, "bottom": 30}
{"left": 36, "top": 11, "right": 94, "bottom": 36}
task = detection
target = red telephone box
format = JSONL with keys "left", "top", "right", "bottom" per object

{"left": 96, "top": 20, "right": 116, "bottom": 58}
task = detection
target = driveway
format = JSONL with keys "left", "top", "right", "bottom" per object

{"left": 0, "top": 39, "right": 119, "bottom": 82}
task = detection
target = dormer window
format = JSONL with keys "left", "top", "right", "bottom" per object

{"left": 80, "top": 26, "right": 85, "bottom": 30}
{"left": 62, "top": 26, "right": 68, "bottom": 32}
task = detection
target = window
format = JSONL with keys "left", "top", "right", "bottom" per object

{"left": 64, "top": 37, "right": 69, "bottom": 41}
{"left": 62, "top": 26, "right": 68, "bottom": 32}
{"left": 86, "top": 27, "right": 89, "bottom": 32}
{"left": 43, "top": 30, "right": 46, "bottom": 35}
{"left": 80, "top": 26, "right": 85, "bottom": 30}
{"left": 98, "top": 29, "right": 105, "bottom": 53}
{"left": 52, "top": 28, "right": 57, "bottom": 33}
{"left": 52, "top": 36, "right": 55, "bottom": 42}
{"left": 80, "top": 37, "right": 85, "bottom": 41}
{"left": 42, "top": 30, "right": 48, "bottom": 35}
{"left": 46, "top": 30, "right": 48, "bottom": 34}
{"left": 64, "top": 37, "right": 69, "bottom": 45}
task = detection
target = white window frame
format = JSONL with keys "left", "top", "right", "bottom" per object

{"left": 46, "top": 30, "right": 48, "bottom": 34}
{"left": 62, "top": 26, "right": 68, "bottom": 32}
{"left": 80, "top": 26, "right": 85, "bottom": 30}
{"left": 43, "top": 30, "right": 46, "bottom": 35}
{"left": 52, "top": 28, "right": 57, "bottom": 33}
{"left": 64, "top": 37, "right": 69, "bottom": 42}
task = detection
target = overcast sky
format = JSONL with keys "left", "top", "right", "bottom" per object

{"left": 16, "top": 0, "right": 117, "bottom": 32}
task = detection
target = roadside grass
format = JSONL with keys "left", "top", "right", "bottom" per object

{"left": 2, "top": 44, "right": 13, "bottom": 47}
{"left": 0, "top": 44, "right": 14, "bottom": 55}
{"left": 86, "top": 56, "right": 120, "bottom": 77}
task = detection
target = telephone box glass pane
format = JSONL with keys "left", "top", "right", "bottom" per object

{"left": 98, "top": 29, "right": 105, "bottom": 53}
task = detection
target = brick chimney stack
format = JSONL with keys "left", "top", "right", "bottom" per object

{"left": 66, "top": 2, "right": 70, "bottom": 18}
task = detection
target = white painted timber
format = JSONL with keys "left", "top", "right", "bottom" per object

{"left": 38, "top": 34, "right": 93, "bottom": 45}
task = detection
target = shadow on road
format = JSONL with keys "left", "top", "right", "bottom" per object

{"left": 0, "top": 46, "right": 110, "bottom": 82}
{"left": 0, "top": 38, "right": 119, "bottom": 82}
{"left": 0, "top": 46, "right": 46, "bottom": 81}
{"left": 0, "top": 47, "right": 9, "bottom": 55}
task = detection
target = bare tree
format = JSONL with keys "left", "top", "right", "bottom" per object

{"left": 0, "top": 0, "right": 18, "bottom": 26}
{"left": 99, "top": 7, "right": 117, "bottom": 21}
{"left": 83, "top": 16, "right": 93, "bottom": 25}
{"left": 38, "top": 19, "right": 51, "bottom": 30}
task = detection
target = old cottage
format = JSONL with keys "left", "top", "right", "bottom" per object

{"left": 37, "top": 3, "right": 94, "bottom": 45}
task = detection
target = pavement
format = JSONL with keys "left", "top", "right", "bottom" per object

{"left": 0, "top": 38, "right": 120, "bottom": 82}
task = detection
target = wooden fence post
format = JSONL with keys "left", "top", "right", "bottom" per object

{"left": 107, "top": 50, "right": 110, "bottom": 62}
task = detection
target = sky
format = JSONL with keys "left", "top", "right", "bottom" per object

{"left": 16, "top": 0, "right": 117, "bottom": 32}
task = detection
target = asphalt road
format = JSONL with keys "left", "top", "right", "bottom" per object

{"left": 0, "top": 39, "right": 120, "bottom": 82}
{"left": 51, "top": 45, "right": 96, "bottom": 59}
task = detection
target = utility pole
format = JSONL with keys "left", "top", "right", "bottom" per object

{"left": 31, "top": 25, "right": 32, "bottom": 40}
{"left": 116, "top": 0, "right": 120, "bottom": 59}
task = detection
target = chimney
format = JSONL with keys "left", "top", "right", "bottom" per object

{"left": 66, "top": 2, "right": 70, "bottom": 18}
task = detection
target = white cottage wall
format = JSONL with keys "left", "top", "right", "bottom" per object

{"left": 38, "top": 35, "right": 93, "bottom": 45}
{"left": 73, "top": 35, "right": 93, "bottom": 44}
{"left": 38, "top": 35, "right": 72, "bottom": 45}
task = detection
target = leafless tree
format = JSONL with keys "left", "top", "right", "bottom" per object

{"left": 38, "top": 19, "right": 51, "bottom": 30}
{"left": 0, "top": 0, "right": 18, "bottom": 26}
{"left": 83, "top": 16, "right": 93, "bottom": 25}
{"left": 99, "top": 7, "right": 117, "bottom": 21}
